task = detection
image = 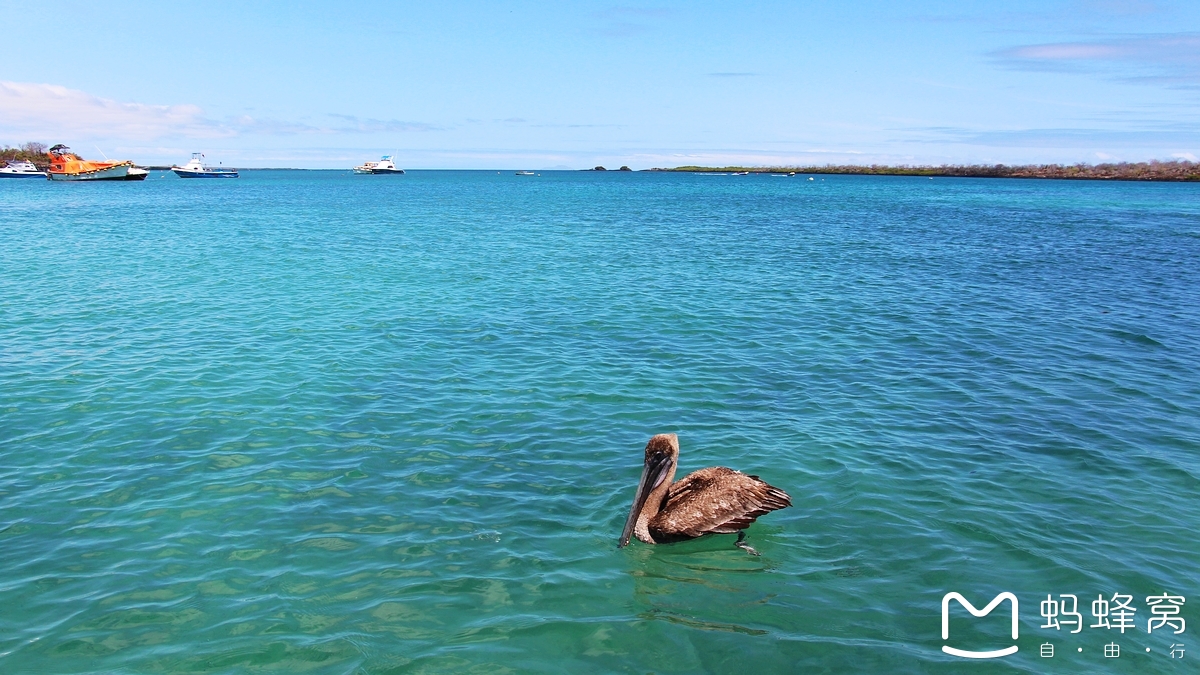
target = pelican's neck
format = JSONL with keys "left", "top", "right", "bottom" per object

{"left": 633, "top": 464, "right": 676, "bottom": 544}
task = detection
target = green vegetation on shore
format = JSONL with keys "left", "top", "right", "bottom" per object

{"left": 651, "top": 160, "right": 1200, "bottom": 181}
{"left": 1, "top": 142, "right": 49, "bottom": 169}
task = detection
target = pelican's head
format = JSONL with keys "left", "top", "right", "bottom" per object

{"left": 642, "top": 433, "right": 679, "bottom": 469}
{"left": 618, "top": 433, "right": 679, "bottom": 547}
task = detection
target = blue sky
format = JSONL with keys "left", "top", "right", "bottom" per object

{"left": 2, "top": 1, "right": 1199, "bottom": 168}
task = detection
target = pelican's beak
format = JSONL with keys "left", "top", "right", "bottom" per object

{"left": 618, "top": 449, "right": 673, "bottom": 547}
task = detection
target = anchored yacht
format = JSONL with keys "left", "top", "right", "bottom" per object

{"left": 0, "top": 160, "right": 45, "bottom": 178}
{"left": 45, "top": 145, "right": 147, "bottom": 181}
{"left": 172, "top": 153, "right": 238, "bottom": 178}
{"left": 354, "top": 155, "right": 405, "bottom": 174}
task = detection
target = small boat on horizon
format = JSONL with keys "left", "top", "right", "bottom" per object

{"left": 515, "top": 171, "right": 536, "bottom": 176}
{"left": 354, "top": 156, "right": 405, "bottom": 174}
{"left": 0, "top": 160, "right": 46, "bottom": 178}
{"left": 46, "top": 145, "right": 147, "bottom": 181}
{"left": 172, "top": 153, "right": 238, "bottom": 178}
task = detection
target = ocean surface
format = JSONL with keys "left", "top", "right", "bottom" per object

{"left": 1, "top": 169, "right": 1198, "bottom": 674}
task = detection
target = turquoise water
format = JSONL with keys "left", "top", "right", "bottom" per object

{"left": 1, "top": 170, "right": 1198, "bottom": 673}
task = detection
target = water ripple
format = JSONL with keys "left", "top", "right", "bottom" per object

{"left": 1, "top": 172, "right": 1198, "bottom": 673}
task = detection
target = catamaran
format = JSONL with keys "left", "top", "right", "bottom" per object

{"left": 46, "top": 145, "right": 148, "bottom": 181}
{"left": 172, "top": 153, "right": 238, "bottom": 178}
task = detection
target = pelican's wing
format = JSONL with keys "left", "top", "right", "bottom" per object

{"left": 649, "top": 467, "right": 791, "bottom": 541}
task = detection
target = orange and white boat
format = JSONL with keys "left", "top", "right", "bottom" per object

{"left": 46, "top": 145, "right": 148, "bottom": 181}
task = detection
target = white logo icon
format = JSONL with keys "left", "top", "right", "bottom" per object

{"left": 942, "top": 592, "right": 1020, "bottom": 658}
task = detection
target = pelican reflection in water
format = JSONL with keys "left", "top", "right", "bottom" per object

{"left": 619, "top": 434, "right": 791, "bottom": 555}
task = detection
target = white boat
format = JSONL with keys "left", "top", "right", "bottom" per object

{"left": 0, "top": 160, "right": 46, "bottom": 178}
{"left": 172, "top": 153, "right": 238, "bottom": 178}
{"left": 371, "top": 156, "right": 405, "bottom": 174}
{"left": 355, "top": 155, "right": 405, "bottom": 174}
{"left": 515, "top": 171, "right": 536, "bottom": 176}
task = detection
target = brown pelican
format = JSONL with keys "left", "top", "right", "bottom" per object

{"left": 619, "top": 433, "right": 791, "bottom": 555}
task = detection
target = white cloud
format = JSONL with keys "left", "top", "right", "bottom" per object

{"left": 0, "top": 81, "right": 440, "bottom": 145}
{"left": 0, "top": 81, "right": 230, "bottom": 140}
{"left": 326, "top": 114, "right": 441, "bottom": 133}
{"left": 993, "top": 33, "right": 1200, "bottom": 84}
{"left": 589, "top": 6, "right": 673, "bottom": 37}
{"left": 1000, "top": 33, "right": 1200, "bottom": 65}
{"left": 1007, "top": 44, "right": 1126, "bottom": 60}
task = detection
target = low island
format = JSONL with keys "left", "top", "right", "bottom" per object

{"left": 649, "top": 161, "right": 1200, "bottom": 182}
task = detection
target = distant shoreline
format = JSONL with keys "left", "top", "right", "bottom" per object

{"left": 649, "top": 162, "right": 1200, "bottom": 182}
{"left": 15, "top": 163, "right": 1198, "bottom": 180}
